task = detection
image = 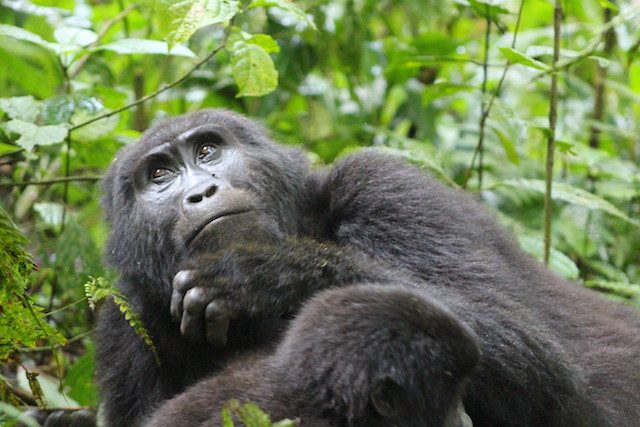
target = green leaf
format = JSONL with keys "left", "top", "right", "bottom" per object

{"left": 496, "top": 179, "right": 639, "bottom": 226}
{"left": 156, "top": 0, "right": 240, "bottom": 47}
{"left": 0, "top": 96, "right": 41, "bottom": 121}
{"left": 0, "top": 208, "right": 65, "bottom": 363}
{"left": 54, "top": 27, "right": 98, "bottom": 48}
{"left": 0, "top": 142, "right": 21, "bottom": 156}
{"left": 98, "top": 39, "right": 196, "bottom": 57}
{"left": 5, "top": 119, "right": 68, "bottom": 151}
{"left": 226, "top": 32, "right": 278, "bottom": 97}
{"left": 517, "top": 235, "right": 579, "bottom": 280}
{"left": 499, "top": 47, "right": 549, "bottom": 71}
{"left": 0, "top": 24, "right": 54, "bottom": 50}
{"left": 488, "top": 123, "right": 520, "bottom": 165}
{"left": 598, "top": 0, "right": 619, "bottom": 13}
{"left": 246, "top": 34, "right": 280, "bottom": 54}
{"left": 584, "top": 280, "right": 640, "bottom": 300}
{"left": 249, "top": 0, "right": 317, "bottom": 30}
{"left": 222, "top": 407, "right": 235, "bottom": 427}
{"left": 84, "top": 277, "right": 160, "bottom": 365}
{"left": 70, "top": 110, "right": 119, "bottom": 142}
{"left": 65, "top": 347, "right": 98, "bottom": 406}
{"left": 235, "top": 401, "right": 271, "bottom": 426}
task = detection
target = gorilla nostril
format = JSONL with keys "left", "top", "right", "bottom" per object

{"left": 205, "top": 185, "right": 217, "bottom": 198}
{"left": 188, "top": 194, "right": 203, "bottom": 204}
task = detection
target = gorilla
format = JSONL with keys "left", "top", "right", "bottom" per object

{"left": 95, "top": 109, "right": 640, "bottom": 426}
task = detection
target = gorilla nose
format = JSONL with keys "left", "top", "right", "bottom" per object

{"left": 186, "top": 184, "right": 218, "bottom": 204}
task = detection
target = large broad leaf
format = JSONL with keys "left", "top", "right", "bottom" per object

{"left": 226, "top": 32, "right": 278, "bottom": 97}
{"left": 98, "top": 39, "right": 196, "bottom": 57}
{"left": 5, "top": 120, "right": 68, "bottom": 151}
{"left": 0, "top": 142, "right": 21, "bottom": 156}
{"left": 54, "top": 27, "right": 98, "bottom": 47}
{"left": 0, "top": 24, "right": 55, "bottom": 51}
{"left": 0, "top": 96, "right": 41, "bottom": 121}
{"left": 517, "top": 235, "right": 579, "bottom": 280}
{"left": 497, "top": 179, "right": 639, "bottom": 226}
{"left": 156, "top": 0, "right": 240, "bottom": 47}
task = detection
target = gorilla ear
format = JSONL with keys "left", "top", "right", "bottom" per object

{"left": 370, "top": 378, "right": 403, "bottom": 418}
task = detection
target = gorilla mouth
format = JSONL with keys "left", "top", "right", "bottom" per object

{"left": 186, "top": 209, "right": 254, "bottom": 245}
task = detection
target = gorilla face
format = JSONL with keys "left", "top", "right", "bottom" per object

{"left": 102, "top": 109, "right": 308, "bottom": 287}
{"left": 133, "top": 123, "right": 277, "bottom": 251}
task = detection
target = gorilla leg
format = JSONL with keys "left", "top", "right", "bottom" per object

{"left": 146, "top": 284, "right": 479, "bottom": 427}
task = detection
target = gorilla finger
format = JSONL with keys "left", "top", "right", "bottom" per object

{"left": 183, "top": 287, "right": 209, "bottom": 315}
{"left": 180, "top": 310, "right": 204, "bottom": 341}
{"left": 205, "top": 301, "right": 231, "bottom": 347}
{"left": 206, "top": 318, "right": 229, "bottom": 348}
{"left": 170, "top": 290, "right": 183, "bottom": 321}
{"left": 173, "top": 269, "right": 196, "bottom": 293}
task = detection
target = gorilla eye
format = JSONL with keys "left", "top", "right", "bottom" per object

{"left": 150, "top": 167, "right": 172, "bottom": 182}
{"left": 197, "top": 144, "right": 218, "bottom": 161}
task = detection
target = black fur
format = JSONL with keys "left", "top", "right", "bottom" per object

{"left": 97, "top": 109, "right": 640, "bottom": 426}
{"left": 146, "top": 285, "right": 479, "bottom": 427}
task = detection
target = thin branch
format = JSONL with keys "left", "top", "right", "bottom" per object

{"left": 68, "top": 4, "right": 138, "bottom": 79}
{"left": 19, "top": 330, "right": 94, "bottom": 353}
{"left": 588, "top": 3, "right": 616, "bottom": 148}
{"left": 61, "top": 135, "right": 71, "bottom": 231}
{"left": 543, "top": 0, "right": 563, "bottom": 265}
{"left": 70, "top": 46, "right": 225, "bottom": 132}
{"left": 44, "top": 297, "right": 88, "bottom": 317}
{"left": 529, "top": 14, "right": 624, "bottom": 83}
{"left": 0, "top": 176, "right": 102, "bottom": 187}
{"left": 463, "top": 0, "right": 525, "bottom": 189}
{"left": 410, "top": 56, "right": 504, "bottom": 67}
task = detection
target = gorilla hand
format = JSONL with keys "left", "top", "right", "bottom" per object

{"left": 170, "top": 239, "right": 400, "bottom": 347}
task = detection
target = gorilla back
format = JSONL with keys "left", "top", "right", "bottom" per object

{"left": 97, "top": 109, "right": 640, "bottom": 426}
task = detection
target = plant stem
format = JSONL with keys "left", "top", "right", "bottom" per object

{"left": 463, "top": 0, "right": 525, "bottom": 189}
{"left": 588, "top": 3, "right": 616, "bottom": 149}
{"left": 543, "top": 0, "right": 563, "bottom": 265}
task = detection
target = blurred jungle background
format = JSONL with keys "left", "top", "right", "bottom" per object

{"left": 0, "top": 0, "right": 639, "bottom": 424}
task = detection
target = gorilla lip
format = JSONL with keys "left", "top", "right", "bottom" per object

{"left": 186, "top": 209, "right": 254, "bottom": 245}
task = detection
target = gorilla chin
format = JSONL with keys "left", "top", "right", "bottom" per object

{"left": 186, "top": 209, "right": 282, "bottom": 257}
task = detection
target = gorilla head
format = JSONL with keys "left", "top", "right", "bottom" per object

{"left": 101, "top": 109, "right": 308, "bottom": 288}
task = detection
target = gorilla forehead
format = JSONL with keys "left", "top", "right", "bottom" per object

{"left": 114, "top": 109, "right": 278, "bottom": 168}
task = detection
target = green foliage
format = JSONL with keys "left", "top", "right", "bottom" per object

{"left": 156, "top": 0, "right": 240, "bottom": 47}
{"left": 222, "top": 400, "right": 297, "bottom": 427}
{"left": 226, "top": 29, "right": 279, "bottom": 97}
{"left": 0, "top": 208, "right": 65, "bottom": 364}
{"left": 84, "top": 277, "right": 160, "bottom": 365}
{"left": 0, "top": 0, "right": 639, "bottom": 418}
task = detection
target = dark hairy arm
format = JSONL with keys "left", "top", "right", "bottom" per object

{"left": 171, "top": 237, "right": 407, "bottom": 346}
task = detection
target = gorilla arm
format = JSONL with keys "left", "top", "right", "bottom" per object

{"left": 171, "top": 237, "right": 410, "bottom": 347}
